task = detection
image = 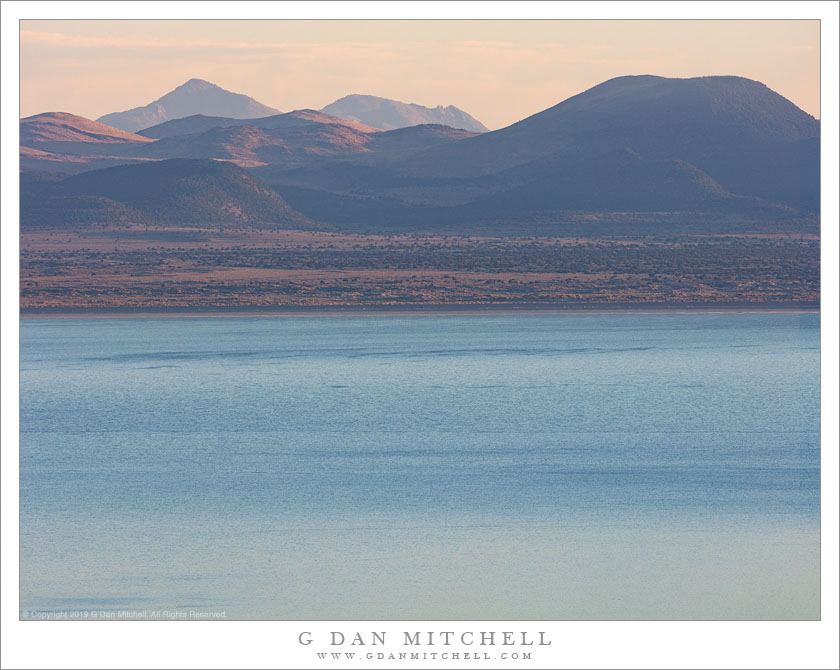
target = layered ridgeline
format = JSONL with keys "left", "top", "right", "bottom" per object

{"left": 320, "top": 94, "right": 488, "bottom": 132}
{"left": 20, "top": 159, "right": 317, "bottom": 230}
{"left": 97, "top": 79, "right": 280, "bottom": 133}
{"left": 135, "top": 108, "right": 378, "bottom": 138}
{"left": 21, "top": 112, "right": 156, "bottom": 145}
{"left": 20, "top": 75, "right": 820, "bottom": 233}
{"left": 20, "top": 108, "right": 476, "bottom": 174}
{"left": 20, "top": 112, "right": 160, "bottom": 174}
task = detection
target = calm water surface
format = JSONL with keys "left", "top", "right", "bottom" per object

{"left": 20, "top": 313, "right": 820, "bottom": 619}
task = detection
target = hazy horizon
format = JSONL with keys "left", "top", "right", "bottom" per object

{"left": 20, "top": 20, "right": 820, "bottom": 129}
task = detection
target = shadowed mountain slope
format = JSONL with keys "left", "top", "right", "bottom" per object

{"left": 272, "top": 149, "right": 794, "bottom": 235}
{"left": 456, "top": 149, "right": 790, "bottom": 217}
{"left": 21, "top": 159, "right": 320, "bottom": 230}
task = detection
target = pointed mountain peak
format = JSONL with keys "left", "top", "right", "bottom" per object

{"left": 97, "top": 80, "right": 280, "bottom": 133}
{"left": 171, "top": 78, "right": 220, "bottom": 93}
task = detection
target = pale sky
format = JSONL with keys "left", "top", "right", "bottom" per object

{"left": 20, "top": 20, "right": 821, "bottom": 130}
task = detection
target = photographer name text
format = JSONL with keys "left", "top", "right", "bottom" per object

{"left": 299, "top": 631, "right": 551, "bottom": 647}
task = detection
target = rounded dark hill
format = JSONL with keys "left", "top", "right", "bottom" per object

{"left": 528, "top": 75, "right": 818, "bottom": 143}
{"left": 28, "top": 159, "right": 323, "bottom": 230}
{"left": 397, "top": 75, "right": 820, "bottom": 210}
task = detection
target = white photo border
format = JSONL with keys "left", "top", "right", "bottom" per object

{"left": 2, "top": 2, "right": 837, "bottom": 669}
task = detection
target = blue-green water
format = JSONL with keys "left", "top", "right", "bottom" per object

{"left": 19, "top": 313, "right": 820, "bottom": 619}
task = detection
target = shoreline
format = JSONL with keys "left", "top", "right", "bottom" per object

{"left": 19, "top": 301, "right": 820, "bottom": 319}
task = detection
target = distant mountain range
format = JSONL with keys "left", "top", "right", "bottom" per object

{"left": 97, "top": 79, "right": 281, "bottom": 133}
{"left": 94, "top": 79, "right": 489, "bottom": 135}
{"left": 320, "top": 94, "right": 488, "bottom": 132}
{"left": 20, "top": 75, "right": 820, "bottom": 234}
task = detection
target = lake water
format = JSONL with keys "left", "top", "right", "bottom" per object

{"left": 19, "top": 313, "right": 820, "bottom": 620}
